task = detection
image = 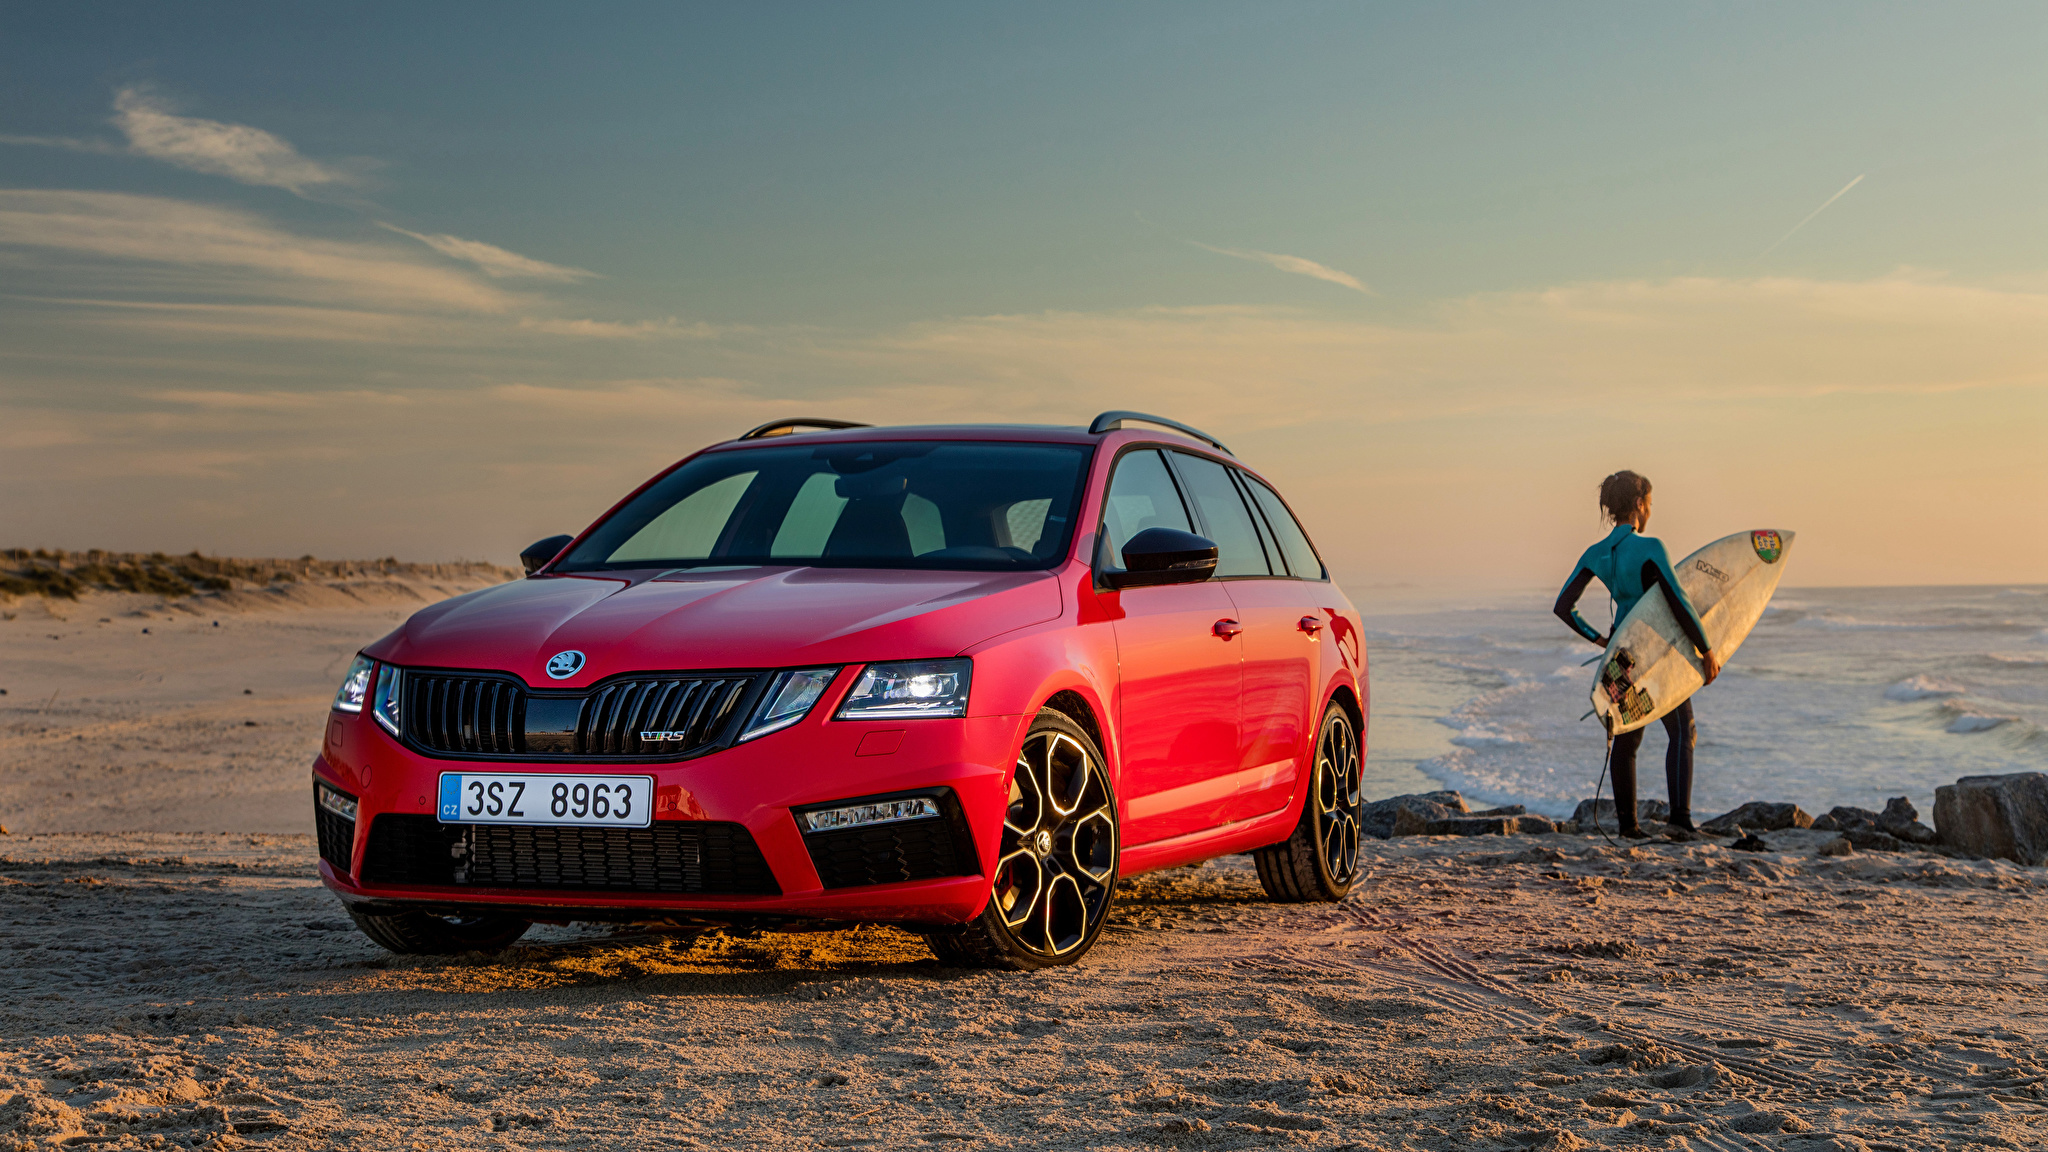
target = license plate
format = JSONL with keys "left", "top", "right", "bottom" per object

{"left": 437, "top": 773, "right": 654, "bottom": 828}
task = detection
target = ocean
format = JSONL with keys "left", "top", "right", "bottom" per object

{"left": 1357, "top": 584, "right": 2048, "bottom": 822}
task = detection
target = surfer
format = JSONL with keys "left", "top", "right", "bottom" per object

{"left": 1554, "top": 471, "right": 1721, "bottom": 836}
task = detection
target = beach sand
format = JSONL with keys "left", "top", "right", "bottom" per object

{"left": 3, "top": 583, "right": 2045, "bottom": 1150}
{"left": 0, "top": 572, "right": 507, "bottom": 835}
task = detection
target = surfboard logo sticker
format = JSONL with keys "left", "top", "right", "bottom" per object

{"left": 1693, "top": 558, "right": 1730, "bottom": 583}
{"left": 1751, "top": 530, "right": 1783, "bottom": 564}
{"left": 1597, "top": 649, "right": 1656, "bottom": 726}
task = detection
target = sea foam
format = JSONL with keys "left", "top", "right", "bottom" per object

{"left": 1885, "top": 675, "right": 1966, "bottom": 702}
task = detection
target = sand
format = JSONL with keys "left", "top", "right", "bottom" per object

{"left": 0, "top": 574, "right": 507, "bottom": 834}
{"left": 4, "top": 584, "right": 2046, "bottom": 1150}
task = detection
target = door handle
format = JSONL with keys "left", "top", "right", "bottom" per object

{"left": 1298, "top": 615, "right": 1324, "bottom": 635}
{"left": 1212, "top": 619, "right": 1243, "bottom": 639}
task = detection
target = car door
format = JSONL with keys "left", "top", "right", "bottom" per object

{"left": 1169, "top": 453, "right": 1319, "bottom": 826}
{"left": 1098, "top": 448, "right": 1243, "bottom": 846}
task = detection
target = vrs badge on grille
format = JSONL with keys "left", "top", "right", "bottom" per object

{"left": 639, "top": 731, "right": 688, "bottom": 741}
{"left": 545, "top": 650, "right": 586, "bottom": 679}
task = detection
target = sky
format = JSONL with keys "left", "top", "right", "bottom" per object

{"left": 2, "top": 1, "right": 2044, "bottom": 589}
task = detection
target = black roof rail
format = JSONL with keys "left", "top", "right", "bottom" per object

{"left": 737, "top": 418, "right": 872, "bottom": 440}
{"left": 1087, "top": 411, "right": 1231, "bottom": 455}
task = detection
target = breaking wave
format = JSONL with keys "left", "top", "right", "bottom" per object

{"left": 1885, "top": 675, "right": 1966, "bottom": 702}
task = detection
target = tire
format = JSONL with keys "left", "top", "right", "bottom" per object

{"left": 1253, "top": 702, "right": 1363, "bottom": 903}
{"left": 923, "top": 709, "right": 1119, "bottom": 970}
{"left": 347, "top": 908, "right": 531, "bottom": 956}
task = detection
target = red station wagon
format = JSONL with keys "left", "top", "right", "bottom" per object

{"left": 314, "top": 412, "right": 1368, "bottom": 968}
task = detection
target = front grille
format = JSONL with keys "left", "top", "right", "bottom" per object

{"left": 314, "top": 799, "right": 355, "bottom": 874}
{"left": 401, "top": 671, "right": 756, "bottom": 760}
{"left": 405, "top": 673, "right": 523, "bottom": 754}
{"left": 359, "top": 814, "right": 779, "bottom": 895}
{"left": 800, "top": 789, "right": 977, "bottom": 889}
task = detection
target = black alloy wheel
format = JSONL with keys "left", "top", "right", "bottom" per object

{"left": 924, "top": 709, "right": 1118, "bottom": 969}
{"left": 1254, "top": 702, "right": 1364, "bottom": 902}
{"left": 347, "top": 908, "right": 531, "bottom": 955}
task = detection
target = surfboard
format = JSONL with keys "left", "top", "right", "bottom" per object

{"left": 1591, "top": 529, "right": 1794, "bottom": 736}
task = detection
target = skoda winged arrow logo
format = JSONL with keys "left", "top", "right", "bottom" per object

{"left": 545, "top": 650, "right": 586, "bottom": 680}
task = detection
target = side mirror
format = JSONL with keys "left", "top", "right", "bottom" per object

{"left": 1101, "top": 527, "right": 1218, "bottom": 589}
{"left": 520, "top": 534, "right": 574, "bottom": 576}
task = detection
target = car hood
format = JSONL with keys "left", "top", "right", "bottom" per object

{"left": 365, "top": 566, "right": 1063, "bottom": 687}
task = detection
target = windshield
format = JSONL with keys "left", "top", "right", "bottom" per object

{"left": 557, "top": 440, "right": 1092, "bottom": 572}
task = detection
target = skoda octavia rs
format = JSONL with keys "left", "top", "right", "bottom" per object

{"left": 314, "top": 411, "right": 1367, "bottom": 968}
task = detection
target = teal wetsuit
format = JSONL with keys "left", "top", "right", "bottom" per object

{"left": 1553, "top": 524, "right": 1713, "bottom": 831}
{"left": 1555, "top": 524, "right": 1711, "bottom": 657}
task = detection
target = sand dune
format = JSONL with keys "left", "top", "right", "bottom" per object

{"left": 0, "top": 564, "right": 510, "bottom": 834}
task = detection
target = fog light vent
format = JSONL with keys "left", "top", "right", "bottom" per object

{"left": 317, "top": 782, "right": 358, "bottom": 821}
{"left": 801, "top": 797, "right": 939, "bottom": 833}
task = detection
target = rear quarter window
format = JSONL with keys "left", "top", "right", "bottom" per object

{"left": 1242, "top": 475, "right": 1325, "bottom": 580}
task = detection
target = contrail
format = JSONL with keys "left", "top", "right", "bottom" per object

{"left": 1137, "top": 212, "right": 1374, "bottom": 294}
{"left": 1760, "top": 174, "right": 1865, "bottom": 257}
{"left": 1189, "top": 241, "right": 1374, "bottom": 294}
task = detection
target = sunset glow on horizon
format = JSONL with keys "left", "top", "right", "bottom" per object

{"left": 4, "top": 4, "right": 2043, "bottom": 589}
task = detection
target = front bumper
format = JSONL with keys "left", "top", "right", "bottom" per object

{"left": 312, "top": 708, "right": 1020, "bottom": 925}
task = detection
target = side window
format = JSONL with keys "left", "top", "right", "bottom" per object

{"left": 609, "top": 471, "right": 756, "bottom": 561}
{"left": 1170, "top": 453, "right": 1272, "bottom": 577}
{"left": 1243, "top": 475, "right": 1326, "bottom": 580}
{"left": 1101, "top": 449, "right": 1192, "bottom": 563}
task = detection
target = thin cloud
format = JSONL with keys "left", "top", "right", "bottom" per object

{"left": 0, "top": 190, "right": 514, "bottom": 313}
{"left": 1190, "top": 241, "right": 1373, "bottom": 294}
{"left": 110, "top": 86, "right": 361, "bottom": 196}
{"left": 518, "top": 316, "right": 727, "bottom": 338}
{"left": 0, "top": 133, "right": 122, "bottom": 155}
{"left": 1761, "top": 174, "right": 1866, "bottom": 257}
{"left": 381, "top": 224, "right": 598, "bottom": 282}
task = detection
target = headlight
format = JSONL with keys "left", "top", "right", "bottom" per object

{"left": 737, "top": 668, "right": 839, "bottom": 742}
{"left": 333, "top": 656, "right": 373, "bottom": 713}
{"left": 372, "top": 665, "right": 403, "bottom": 736}
{"left": 836, "top": 659, "right": 971, "bottom": 720}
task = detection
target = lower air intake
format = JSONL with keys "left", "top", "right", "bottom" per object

{"left": 359, "top": 815, "right": 779, "bottom": 895}
{"left": 314, "top": 804, "right": 354, "bottom": 874}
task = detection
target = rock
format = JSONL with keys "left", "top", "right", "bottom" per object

{"left": 1934, "top": 772, "right": 2048, "bottom": 865}
{"left": 1817, "top": 835, "right": 1854, "bottom": 857}
{"left": 1844, "top": 828, "right": 1907, "bottom": 853}
{"left": 1701, "top": 801, "right": 1812, "bottom": 835}
{"left": 1366, "top": 791, "right": 1467, "bottom": 839}
{"left": 1470, "top": 804, "right": 1527, "bottom": 818}
{"left": 1811, "top": 805, "right": 1877, "bottom": 833}
{"left": 1813, "top": 801, "right": 1935, "bottom": 845}
{"left": 1414, "top": 814, "right": 1556, "bottom": 836}
{"left": 1877, "top": 796, "right": 1938, "bottom": 844}
{"left": 1571, "top": 798, "right": 1669, "bottom": 829}
{"left": 1419, "top": 816, "right": 1509, "bottom": 836}
{"left": 1729, "top": 833, "right": 1770, "bottom": 853}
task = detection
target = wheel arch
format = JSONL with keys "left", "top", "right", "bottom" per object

{"left": 1037, "top": 688, "right": 1107, "bottom": 764}
{"left": 1326, "top": 682, "right": 1364, "bottom": 737}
